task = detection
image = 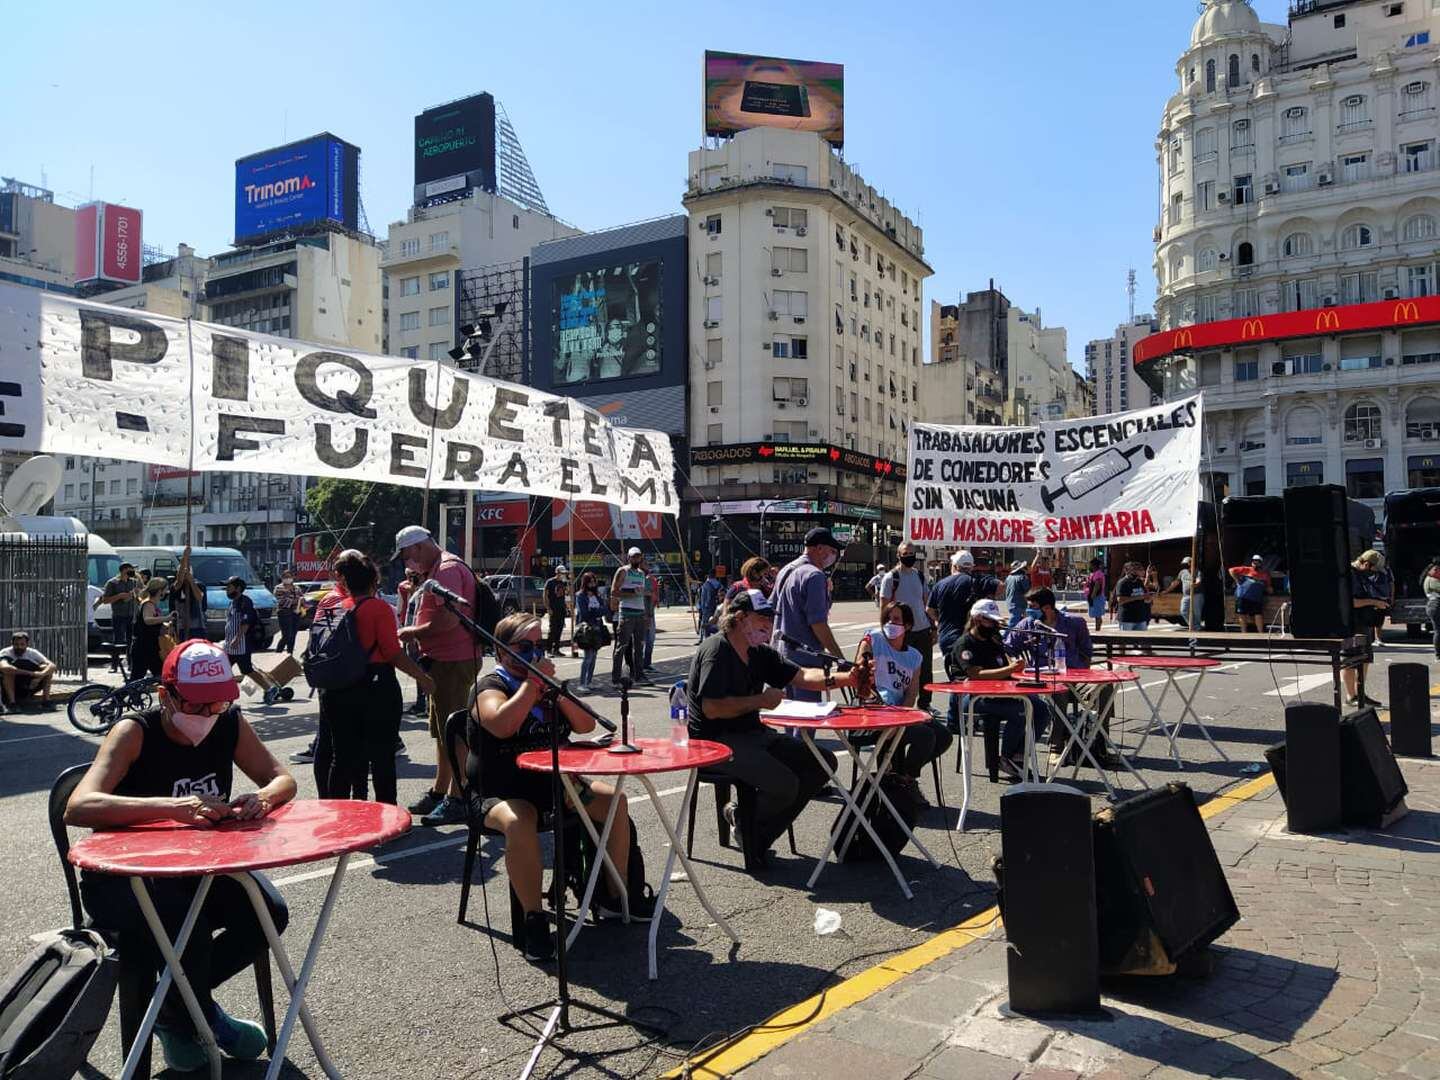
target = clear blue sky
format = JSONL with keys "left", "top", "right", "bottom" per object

{"left": 0, "top": 0, "right": 1292, "bottom": 368}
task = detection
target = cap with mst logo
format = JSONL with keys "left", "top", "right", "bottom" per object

{"left": 162, "top": 639, "right": 240, "bottom": 704}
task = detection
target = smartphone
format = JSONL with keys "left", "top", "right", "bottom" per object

{"left": 740, "top": 80, "right": 811, "bottom": 119}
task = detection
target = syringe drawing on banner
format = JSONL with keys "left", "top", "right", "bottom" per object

{"left": 1040, "top": 442, "right": 1155, "bottom": 512}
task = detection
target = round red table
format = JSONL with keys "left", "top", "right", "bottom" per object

{"left": 760, "top": 705, "right": 937, "bottom": 898}
{"left": 517, "top": 738, "right": 735, "bottom": 979}
{"left": 1110, "top": 656, "right": 1228, "bottom": 767}
{"left": 68, "top": 800, "right": 408, "bottom": 1080}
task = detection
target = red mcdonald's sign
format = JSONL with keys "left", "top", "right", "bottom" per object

{"left": 1240, "top": 318, "right": 1265, "bottom": 339}
{"left": 1394, "top": 301, "right": 1421, "bottom": 323}
{"left": 1315, "top": 309, "right": 1342, "bottom": 332}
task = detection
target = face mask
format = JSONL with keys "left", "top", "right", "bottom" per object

{"left": 900, "top": 555, "right": 917, "bottom": 567}
{"left": 1025, "top": 607, "right": 1042, "bottom": 620}
{"left": 977, "top": 619, "right": 999, "bottom": 637}
{"left": 508, "top": 641, "right": 544, "bottom": 666}
{"left": 882, "top": 623, "right": 906, "bottom": 641}
{"left": 169, "top": 704, "right": 220, "bottom": 746}
{"left": 744, "top": 620, "right": 772, "bottom": 648}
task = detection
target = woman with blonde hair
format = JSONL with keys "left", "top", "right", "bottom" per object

{"left": 469, "top": 612, "right": 653, "bottom": 961}
{"left": 129, "top": 576, "right": 171, "bottom": 680}
{"left": 724, "top": 556, "right": 772, "bottom": 609}
{"left": 1346, "top": 549, "right": 1391, "bottom": 706}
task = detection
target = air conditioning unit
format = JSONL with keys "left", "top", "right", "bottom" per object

{"left": 704, "top": 360, "right": 719, "bottom": 369}
{"left": 1272, "top": 361, "right": 1287, "bottom": 376}
{"left": 702, "top": 275, "right": 718, "bottom": 286}
{"left": 768, "top": 311, "right": 779, "bottom": 321}
{"left": 771, "top": 268, "right": 783, "bottom": 277}
{"left": 1218, "top": 189, "right": 1231, "bottom": 203}
{"left": 1384, "top": 287, "right": 1399, "bottom": 300}
{"left": 1264, "top": 180, "right": 1280, "bottom": 195}
{"left": 1323, "top": 296, "right": 1336, "bottom": 307}
{"left": 809, "top": 429, "right": 820, "bottom": 437}
{"left": 703, "top": 319, "right": 719, "bottom": 328}
{"left": 1219, "top": 252, "right": 1230, "bottom": 261}
{"left": 795, "top": 227, "right": 807, "bottom": 236}
{"left": 762, "top": 342, "right": 772, "bottom": 351}
{"left": 794, "top": 316, "right": 805, "bottom": 324}
{"left": 709, "top": 406, "right": 720, "bottom": 414}
{"left": 796, "top": 397, "right": 808, "bottom": 407}
{"left": 1317, "top": 170, "right": 1334, "bottom": 185}
{"left": 764, "top": 208, "right": 774, "bottom": 216}
{"left": 1364, "top": 438, "right": 1384, "bottom": 450}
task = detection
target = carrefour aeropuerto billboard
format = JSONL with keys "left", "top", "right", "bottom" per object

{"left": 234, "top": 133, "right": 360, "bottom": 244}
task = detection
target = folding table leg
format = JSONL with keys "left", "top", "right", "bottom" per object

{"left": 1049, "top": 700, "right": 1119, "bottom": 800}
{"left": 801, "top": 733, "right": 913, "bottom": 899}
{"left": 1072, "top": 693, "right": 1150, "bottom": 792}
{"left": 1173, "top": 674, "right": 1229, "bottom": 762}
{"left": 837, "top": 732, "right": 939, "bottom": 869}
{"left": 641, "top": 771, "right": 738, "bottom": 980}
{"left": 264, "top": 854, "right": 351, "bottom": 1080}
{"left": 834, "top": 730, "right": 901, "bottom": 858}
{"left": 1129, "top": 674, "right": 1183, "bottom": 767}
{"left": 230, "top": 873, "right": 341, "bottom": 1080}
{"left": 563, "top": 773, "right": 626, "bottom": 949}
{"left": 122, "top": 876, "right": 219, "bottom": 1080}
{"left": 559, "top": 773, "right": 629, "bottom": 914}
{"left": 956, "top": 698, "right": 976, "bottom": 833}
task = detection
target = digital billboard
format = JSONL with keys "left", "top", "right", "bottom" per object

{"left": 552, "top": 499, "right": 664, "bottom": 542}
{"left": 552, "top": 260, "right": 664, "bottom": 386}
{"left": 414, "top": 93, "right": 497, "bottom": 202}
{"left": 75, "top": 202, "right": 143, "bottom": 285}
{"left": 234, "top": 134, "right": 360, "bottom": 244}
{"left": 703, "top": 51, "right": 844, "bottom": 147}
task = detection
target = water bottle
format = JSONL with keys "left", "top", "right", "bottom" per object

{"left": 669, "top": 681, "right": 690, "bottom": 748}
{"left": 1054, "top": 638, "right": 1068, "bottom": 675}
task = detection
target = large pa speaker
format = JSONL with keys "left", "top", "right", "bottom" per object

{"left": 1388, "top": 663, "right": 1434, "bottom": 758}
{"left": 1283, "top": 485, "right": 1355, "bottom": 638}
{"left": 997, "top": 785, "right": 1099, "bottom": 1014}
{"left": 1339, "top": 708, "right": 1409, "bottom": 826}
{"left": 1277, "top": 703, "right": 1343, "bottom": 833}
{"left": 1092, "top": 783, "right": 1239, "bottom": 976}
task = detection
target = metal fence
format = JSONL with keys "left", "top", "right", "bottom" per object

{"left": 0, "top": 536, "right": 88, "bottom": 677}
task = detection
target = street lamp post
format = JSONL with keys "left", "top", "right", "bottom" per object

{"left": 757, "top": 501, "right": 771, "bottom": 561}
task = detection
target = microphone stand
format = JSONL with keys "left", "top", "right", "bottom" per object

{"left": 426, "top": 595, "right": 649, "bottom": 1077}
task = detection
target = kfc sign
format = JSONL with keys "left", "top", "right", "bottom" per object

{"left": 474, "top": 499, "right": 529, "bottom": 527}
{"left": 75, "top": 202, "right": 143, "bottom": 286}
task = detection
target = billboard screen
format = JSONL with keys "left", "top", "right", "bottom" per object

{"left": 75, "top": 202, "right": 142, "bottom": 285}
{"left": 552, "top": 260, "right": 663, "bottom": 386}
{"left": 703, "top": 51, "right": 844, "bottom": 147}
{"left": 414, "top": 93, "right": 496, "bottom": 199}
{"left": 552, "top": 499, "right": 665, "bottom": 542}
{"left": 234, "top": 134, "right": 359, "bottom": 244}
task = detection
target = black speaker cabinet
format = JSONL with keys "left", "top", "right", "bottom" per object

{"left": 1092, "top": 783, "right": 1239, "bottom": 977}
{"left": 998, "top": 785, "right": 1099, "bottom": 1015}
{"left": 1388, "top": 663, "right": 1434, "bottom": 758}
{"left": 1282, "top": 703, "right": 1343, "bottom": 833}
{"left": 1340, "top": 708, "right": 1409, "bottom": 826}
{"left": 1282, "top": 485, "right": 1355, "bottom": 639}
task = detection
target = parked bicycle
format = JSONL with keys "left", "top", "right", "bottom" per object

{"left": 66, "top": 675, "right": 159, "bottom": 736}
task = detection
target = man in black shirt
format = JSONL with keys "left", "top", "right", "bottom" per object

{"left": 543, "top": 566, "right": 570, "bottom": 656}
{"left": 688, "top": 589, "right": 866, "bottom": 865}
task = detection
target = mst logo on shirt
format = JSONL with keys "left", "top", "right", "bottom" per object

{"left": 173, "top": 773, "right": 223, "bottom": 799}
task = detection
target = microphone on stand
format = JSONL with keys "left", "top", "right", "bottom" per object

{"left": 776, "top": 632, "right": 854, "bottom": 670}
{"left": 421, "top": 579, "right": 470, "bottom": 606}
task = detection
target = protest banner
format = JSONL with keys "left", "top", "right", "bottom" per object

{"left": 905, "top": 396, "right": 1203, "bottom": 548}
{"left": 0, "top": 283, "right": 675, "bottom": 513}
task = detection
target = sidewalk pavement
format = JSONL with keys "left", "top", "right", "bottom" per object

{"left": 721, "top": 758, "right": 1440, "bottom": 1080}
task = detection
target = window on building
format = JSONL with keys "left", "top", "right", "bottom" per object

{"left": 1340, "top": 152, "right": 1371, "bottom": 183}
{"left": 705, "top": 213, "right": 722, "bottom": 235}
{"left": 1346, "top": 458, "right": 1386, "bottom": 499}
{"left": 109, "top": 479, "right": 119, "bottom": 495}
{"left": 1344, "top": 403, "right": 1384, "bottom": 443}
{"left": 1251, "top": 53, "right": 1261, "bottom": 74}
{"left": 771, "top": 207, "right": 807, "bottom": 230}
{"left": 1335, "top": 12, "right": 1347, "bottom": 26}
{"left": 1283, "top": 232, "right": 1313, "bottom": 258}
{"left": 1195, "top": 128, "right": 1217, "bottom": 162}
{"left": 1234, "top": 174, "right": 1253, "bottom": 204}
{"left": 1409, "top": 454, "right": 1440, "bottom": 487}
{"left": 771, "top": 290, "right": 808, "bottom": 318}
{"left": 1235, "top": 354, "right": 1260, "bottom": 382}
{"left": 1197, "top": 293, "right": 1220, "bottom": 323}
{"left": 706, "top": 338, "right": 722, "bottom": 365}
{"left": 80, "top": 484, "right": 89, "bottom": 501}
{"left": 1340, "top": 272, "right": 1379, "bottom": 305}
{"left": 1228, "top": 54, "right": 1241, "bottom": 87}
{"left": 126, "top": 478, "right": 137, "bottom": 495}
{"left": 1408, "top": 263, "right": 1435, "bottom": 298}
{"left": 1244, "top": 465, "right": 1266, "bottom": 495}
{"left": 706, "top": 252, "right": 722, "bottom": 279}
{"left": 1170, "top": 192, "right": 1184, "bottom": 226}
{"left": 1401, "top": 80, "right": 1434, "bottom": 118}
{"left": 428, "top": 271, "right": 449, "bottom": 291}
{"left": 772, "top": 247, "right": 807, "bottom": 273}
{"left": 1386, "top": 2, "right": 1405, "bottom": 16}
{"left": 1281, "top": 107, "right": 1310, "bottom": 141}
{"left": 1340, "top": 95, "right": 1370, "bottom": 130}
{"left": 1232, "top": 119, "right": 1254, "bottom": 150}
{"left": 63, "top": 483, "right": 73, "bottom": 500}
{"left": 1169, "top": 138, "right": 1183, "bottom": 174}
{"left": 1402, "top": 141, "right": 1435, "bottom": 174}
{"left": 1206, "top": 59, "right": 1216, "bottom": 93}
{"left": 402, "top": 346, "right": 419, "bottom": 359}
{"left": 428, "top": 306, "right": 449, "bottom": 327}
{"left": 1403, "top": 214, "right": 1438, "bottom": 243}
{"left": 707, "top": 381, "right": 723, "bottom": 407}
{"left": 399, "top": 311, "right": 420, "bottom": 332}
{"left": 1197, "top": 247, "right": 1217, "bottom": 272}
{"left": 1281, "top": 162, "right": 1312, "bottom": 192}
{"left": 1340, "top": 224, "right": 1374, "bottom": 250}
{"left": 705, "top": 296, "right": 722, "bottom": 323}
{"left": 400, "top": 238, "right": 420, "bottom": 257}
{"left": 399, "top": 276, "right": 420, "bottom": 296}
{"left": 428, "top": 231, "right": 449, "bottom": 252}
{"left": 1284, "top": 278, "right": 1320, "bottom": 311}
{"left": 771, "top": 163, "right": 808, "bottom": 184}
{"left": 1408, "top": 398, "right": 1440, "bottom": 441}
{"left": 1234, "top": 288, "right": 1261, "bottom": 317}
{"left": 1287, "top": 461, "right": 1324, "bottom": 487}
{"left": 427, "top": 342, "right": 446, "bottom": 361}
{"left": 1236, "top": 241, "right": 1254, "bottom": 266}
{"left": 706, "top": 423, "right": 723, "bottom": 445}
{"left": 772, "top": 377, "right": 809, "bottom": 401}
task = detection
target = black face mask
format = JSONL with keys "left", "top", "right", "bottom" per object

{"left": 900, "top": 555, "right": 917, "bottom": 567}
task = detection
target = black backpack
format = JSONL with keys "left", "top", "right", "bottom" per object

{"left": 840, "top": 773, "right": 927, "bottom": 862}
{"left": 0, "top": 929, "right": 118, "bottom": 1079}
{"left": 303, "top": 597, "right": 380, "bottom": 691}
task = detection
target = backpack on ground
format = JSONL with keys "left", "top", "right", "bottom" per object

{"left": 0, "top": 928, "right": 118, "bottom": 1080}
{"left": 840, "top": 773, "right": 927, "bottom": 862}
{"left": 302, "top": 598, "right": 378, "bottom": 691}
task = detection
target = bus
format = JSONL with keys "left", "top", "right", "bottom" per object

{"left": 1383, "top": 488, "right": 1440, "bottom": 636}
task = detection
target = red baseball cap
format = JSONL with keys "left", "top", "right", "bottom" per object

{"left": 161, "top": 639, "right": 240, "bottom": 704}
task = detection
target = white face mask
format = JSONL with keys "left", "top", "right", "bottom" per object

{"left": 170, "top": 708, "right": 219, "bottom": 746}
{"left": 744, "top": 620, "right": 772, "bottom": 648}
{"left": 882, "top": 623, "right": 906, "bottom": 641}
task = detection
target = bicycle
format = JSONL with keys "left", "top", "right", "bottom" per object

{"left": 67, "top": 675, "right": 160, "bottom": 736}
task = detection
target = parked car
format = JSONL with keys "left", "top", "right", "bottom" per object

{"left": 119, "top": 546, "right": 278, "bottom": 649}
{"left": 483, "top": 574, "right": 546, "bottom": 616}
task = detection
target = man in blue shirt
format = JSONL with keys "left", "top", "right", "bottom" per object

{"left": 772, "top": 528, "right": 844, "bottom": 702}
{"left": 930, "top": 550, "right": 979, "bottom": 733}
{"left": 1004, "top": 557, "right": 1035, "bottom": 627}
{"left": 697, "top": 566, "right": 727, "bottom": 642}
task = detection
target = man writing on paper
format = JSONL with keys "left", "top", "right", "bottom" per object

{"left": 687, "top": 589, "right": 868, "bottom": 870}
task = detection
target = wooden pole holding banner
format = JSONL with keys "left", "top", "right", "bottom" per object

{"left": 568, "top": 500, "right": 578, "bottom": 657}
{"left": 464, "top": 493, "right": 475, "bottom": 570}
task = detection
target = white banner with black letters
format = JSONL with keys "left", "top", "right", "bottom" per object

{"left": 0, "top": 284, "right": 676, "bottom": 513}
{"left": 905, "top": 396, "right": 1203, "bottom": 549}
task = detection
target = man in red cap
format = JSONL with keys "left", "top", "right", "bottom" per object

{"left": 65, "top": 639, "right": 297, "bottom": 1073}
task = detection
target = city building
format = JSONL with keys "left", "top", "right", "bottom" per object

{"left": 682, "top": 127, "right": 930, "bottom": 584}
{"left": 1141, "top": 0, "right": 1440, "bottom": 521}
{"left": 1086, "top": 315, "right": 1163, "bottom": 416}
{"left": 1008, "top": 307, "right": 1076, "bottom": 421}
{"left": 923, "top": 298, "right": 1006, "bottom": 426}
{"left": 86, "top": 243, "right": 212, "bottom": 318}
{"left": 0, "top": 178, "right": 75, "bottom": 294}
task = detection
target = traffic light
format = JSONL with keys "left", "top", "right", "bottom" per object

{"left": 817, "top": 486, "right": 831, "bottom": 513}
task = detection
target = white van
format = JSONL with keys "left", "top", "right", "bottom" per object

{"left": 0, "top": 515, "right": 118, "bottom": 650}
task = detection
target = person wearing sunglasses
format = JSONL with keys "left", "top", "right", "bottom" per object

{"left": 65, "top": 639, "right": 296, "bottom": 1073}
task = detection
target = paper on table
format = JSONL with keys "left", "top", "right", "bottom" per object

{"left": 760, "top": 700, "right": 839, "bottom": 720}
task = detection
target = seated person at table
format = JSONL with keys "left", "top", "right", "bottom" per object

{"left": 853, "top": 603, "right": 953, "bottom": 780}
{"left": 952, "top": 599, "right": 1047, "bottom": 783}
{"left": 687, "top": 589, "right": 868, "bottom": 868}
{"left": 469, "top": 613, "right": 654, "bottom": 963}
{"left": 64, "top": 638, "right": 295, "bottom": 1073}
{"left": 0, "top": 631, "right": 57, "bottom": 711}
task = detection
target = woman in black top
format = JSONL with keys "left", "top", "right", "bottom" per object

{"left": 128, "top": 575, "right": 170, "bottom": 679}
{"left": 469, "top": 613, "right": 653, "bottom": 961}
{"left": 65, "top": 638, "right": 296, "bottom": 1073}
{"left": 953, "top": 598, "right": 1037, "bottom": 782}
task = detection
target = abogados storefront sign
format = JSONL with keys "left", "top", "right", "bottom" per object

{"left": 690, "top": 441, "right": 905, "bottom": 481}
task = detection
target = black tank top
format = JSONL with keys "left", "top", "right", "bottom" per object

{"left": 113, "top": 708, "right": 240, "bottom": 801}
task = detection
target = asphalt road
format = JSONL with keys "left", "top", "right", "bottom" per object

{"left": 2, "top": 601, "right": 1433, "bottom": 1079}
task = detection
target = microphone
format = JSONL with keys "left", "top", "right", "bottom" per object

{"left": 776, "top": 632, "right": 853, "bottom": 670}
{"left": 422, "top": 579, "right": 469, "bottom": 606}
